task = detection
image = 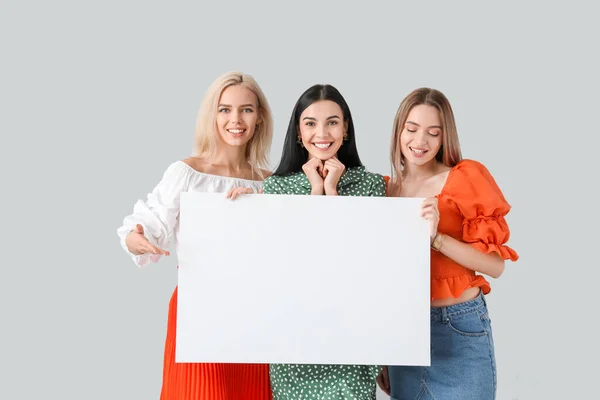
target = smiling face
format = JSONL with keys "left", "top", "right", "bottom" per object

{"left": 298, "top": 100, "right": 347, "bottom": 161}
{"left": 400, "top": 104, "right": 443, "bottom": 167}
{"left": 216, "top": 84, "right": 259, "bottom": 148}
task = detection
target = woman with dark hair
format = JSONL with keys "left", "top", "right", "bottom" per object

{"left": 263, "top": 84, "right": 385, "bottom": 400}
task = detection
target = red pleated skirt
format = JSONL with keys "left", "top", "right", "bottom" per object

{"left": 160, "top": 286, "right": 272, "bottom": 400}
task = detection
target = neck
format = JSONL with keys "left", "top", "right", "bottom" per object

{"left": 402, "top": 160, "right": 442, "bottom": 181}
{"left": 211, "top": 144, "right": 249, "bottom": 172}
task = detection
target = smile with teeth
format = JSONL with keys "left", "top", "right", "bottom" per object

{"left": 227, "top": 128, "right": 246, "bottom": 134}
{"left": 410, "top": 147, "right": 428, "bottom": 155}
{"left": 313, "top": 142, "right": 332, "bottom": 149}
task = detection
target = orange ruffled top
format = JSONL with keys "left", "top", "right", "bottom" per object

{"left": 385, "top": 159, "right": 519, "bottom": 301}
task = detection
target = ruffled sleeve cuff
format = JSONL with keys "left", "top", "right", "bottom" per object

{"left": 445, "top": 159, "right": 519, "bottom": 261}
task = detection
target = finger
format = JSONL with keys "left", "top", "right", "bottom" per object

{"left": 143, "top": 243, "right": 159, "bottom": 254}
{"left": 145, "top": 243, "right": 170, "bottom": 256}
{"left": 421, "top": 204, "right": 439, "bottom": 215}
{"left": 135, "top": 224, "right": 144, "bottom": 234}
{"left": 421, "top": 210, "right": 438, "bottom": 219}
{"left": 420, "top": 204, "right": 434, "bottom": 214}
{"left": 226, "top": 187, "right": 235, "bottom": 198}
{"left": 421, "top": 199, "right": 435, "bottom": 207}
{"left": 258, "top": 188, "right": 264, "bottom": 194}
{"left": 329, "top": 157, "right": 344, "bottom": 167}
{"left": 422, "top": 197, "right": 439, "bottom": 207}
{"left": 422, "top": 205, "right": 440, "bottom": 218}
{"left": 422, "top": 213, "right": 439, "bottom": 221}
{"left": 330, "top": 158, "right": 343, "bottom": 167}
{"left": 230, "top": 188, "right": 245, "bottom": 200}
{"left": 421, "top": 204, "right": 436, "bottom": 212}
{"left": 376, "top": 375, "right": 390, "bottom": 396}
{"left": 382, "top": 368, "right": 389, "bottom": 388}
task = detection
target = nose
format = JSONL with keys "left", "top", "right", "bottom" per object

{"left": 230, "top": 109, "right": 242, "bottom": 124}
{"left": 413, "top": 130, "right": 427, "bottom": 144}
{"left": 316, "top": 124, "right": 329, "bottom": 137}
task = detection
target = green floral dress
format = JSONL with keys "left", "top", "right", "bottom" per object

{"left": 262, "top": 166, "right": 386, "bottom": 400}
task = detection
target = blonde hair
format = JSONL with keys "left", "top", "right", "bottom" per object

{"left": 193, "top": 71, "right": 273, "bottom": 177}
{"left": 388, "top": 87, "right": 462, "bottom": 196}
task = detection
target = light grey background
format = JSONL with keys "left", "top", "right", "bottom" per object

{"left": 2, "top": 1, "right": 598, "bottom": 399}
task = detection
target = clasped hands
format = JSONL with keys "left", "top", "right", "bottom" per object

{"left": 302, "top": 156, "right": 345, "bottom": 195}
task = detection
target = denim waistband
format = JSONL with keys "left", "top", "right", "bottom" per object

{"left": 430, "top": 289, "right": 487, "bottom": 320}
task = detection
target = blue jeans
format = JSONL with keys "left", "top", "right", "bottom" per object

{"left": 388, "top": 290, "right": 496, "bottom": 400}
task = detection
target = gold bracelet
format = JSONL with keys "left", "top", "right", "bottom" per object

{"left": 431, "top": 232, "right": 443, "bottom": 251}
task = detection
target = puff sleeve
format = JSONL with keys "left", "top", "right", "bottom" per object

{"left": 116, "top": 161, "right": 192, "bottom": 267}
{"left": 444, "top": 159, "right": 519, "bottom": 261}
{"left": 368, "top": 174, "right": 387, "bottom": 197}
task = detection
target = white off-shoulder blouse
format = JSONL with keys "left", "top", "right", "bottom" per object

{"left": 116, "top": 160, "right": 264, "bottom": 267}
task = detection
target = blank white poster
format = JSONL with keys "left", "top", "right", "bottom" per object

{"left": 176, "top": 192, "right": 431, "bottom": 366}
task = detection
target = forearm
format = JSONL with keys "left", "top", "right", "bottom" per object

{"left": 312, "top": 184, "right": 325, "bottom": 195}
{"left": 436, "top": 234, "right": 505, "bottom": 279}
{"left": 324, "top": 182, "right": 338, "bottom": 196}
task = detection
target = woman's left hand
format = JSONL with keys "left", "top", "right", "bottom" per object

{"left": 226, "top": 187, "right": 256, "bottom": 200}
{"left": 323, "top": 157, "right": 346, "bottom": 195}
{"left": 420, "top": 196, "right": 440, "bottom": 240}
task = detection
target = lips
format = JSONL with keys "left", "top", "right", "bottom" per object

{"left": 312, "top": 142, "right": 332, "bottom": 149}
{"left": 409, "top": 146, "right": 428, "bottom": 156}
{"left": 227, "top": 128, "right": 246, "bottom": 136}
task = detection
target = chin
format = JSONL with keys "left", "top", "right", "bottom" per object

{"left": 313, "top": 154, "right": 331, "bottom": 160}
{"left": 406, "top": 156, "right": 436, "bottom": 166}
{"left": 220, "top": 134, "right": 253, "bottom": 147}
{"left": 309, "top": 152, "right": 335, "bottom": 161}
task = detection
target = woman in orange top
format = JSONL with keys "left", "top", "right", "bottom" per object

{"left": 377, "top": 88, "right": 518, "bottom": 400}
{"left": 117, "top": 71, "right": 273, "bottom": 400}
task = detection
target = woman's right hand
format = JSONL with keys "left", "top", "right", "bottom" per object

{"left": 125, "top": 224, "right": 170, "bottom": 256}
{"left": 376, "top": 366, "right": 390, "bottom": 396}
{"left": 302, "top": 158, "right": 325, "bottom": 195}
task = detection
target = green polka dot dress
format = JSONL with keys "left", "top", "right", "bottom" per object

{"left": 262, "top": 166, "right": 386, "bottom": 198}
{"left": 262, "top": 166, "right": 386, "bottom": 400}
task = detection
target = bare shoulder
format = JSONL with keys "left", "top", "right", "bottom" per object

{"left": 182, "top": 157, "right": 207, "bottom": 173}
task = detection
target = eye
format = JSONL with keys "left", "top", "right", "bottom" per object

{"left": 219, "top": 108, "right": 229, "bottom": 113}
{"left": 406, "top": 128, "right": 417, "bottom": 133}
{"left": 243, "top": 108, "right": 254, "bottom": 113}
{"left": 429, "top": 131, "right": 440, "bottom": 137}
{"left": 328, "top": 120, "right": 337, "bottom": 125}
{"left": 305, "top": 121, "right": 315, "bottom": 126}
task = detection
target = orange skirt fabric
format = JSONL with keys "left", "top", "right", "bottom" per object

{"left": 160, "top": 286, "right": 273, "bottom": 400}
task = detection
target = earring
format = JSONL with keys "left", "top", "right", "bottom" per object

{"left": 297, "top": 137, "right": 304, "bottom": 147}
{"left": 343, "top": 132, "right": 348, "bottom": 141}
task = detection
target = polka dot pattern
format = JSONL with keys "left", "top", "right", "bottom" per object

{"left": 262, "top": 166, "right": 385, "bottom": 399}
{"left": 263, "top": 166, "right": 386, "bottom": 197}
{"left": 269, "top": 364, "right": 381, "bottom": 400}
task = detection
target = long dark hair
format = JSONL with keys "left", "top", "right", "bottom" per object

{"left": 272, "top": 84, "right": 363, "bottom": 176}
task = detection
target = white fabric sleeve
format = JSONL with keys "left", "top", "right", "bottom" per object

{"left": 117, "top": 161, "right": 191, "bottom": 267}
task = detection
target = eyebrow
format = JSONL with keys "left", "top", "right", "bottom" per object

{"left": 302, "top": 115, "right": 341, "bottom": 121}
{"left": 218, "top": 103, "right": 257, "bottom": 108}
{"left": 406, "top": 120, "right": 442, "bottom": 129}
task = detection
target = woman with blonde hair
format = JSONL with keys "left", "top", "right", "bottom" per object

{"left": 117, "top": 71, "right": 274, "bottom": 400}
{"left": 377, "top": 88, "right": 519, "bottom": 400}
